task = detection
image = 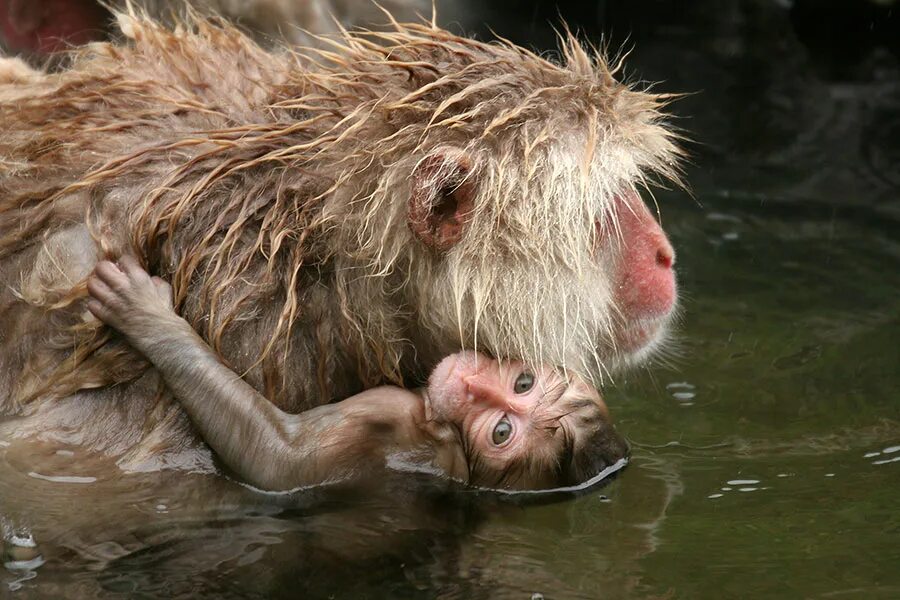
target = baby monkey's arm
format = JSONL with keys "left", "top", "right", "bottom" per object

{"left": 86, "top": 256, "right": 319, "bottom": 490}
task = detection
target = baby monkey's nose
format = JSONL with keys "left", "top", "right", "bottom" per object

{"left": 463, "top": 373, "right": 510, "bottom": 410}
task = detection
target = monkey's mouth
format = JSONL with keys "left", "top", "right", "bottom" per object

{"left": 616, "top": 314, "right": 671, "bottom": 358}
{"left": 424, "top": 351, "right": 482, "bottom": 422}
{"left": 421, "top": 389, "right": 435, "bottom": 421}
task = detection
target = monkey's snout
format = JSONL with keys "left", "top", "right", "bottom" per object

{"left": 656, "top": 240, "right": 675, "bottom": 269}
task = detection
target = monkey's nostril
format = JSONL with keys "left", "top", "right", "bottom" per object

{"left": 656, "top": 246, "right": 674, "bottom": 269}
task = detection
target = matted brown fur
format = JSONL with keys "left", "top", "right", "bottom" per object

{"left": 0, "top": 9, "right": 681, "bottom": 429}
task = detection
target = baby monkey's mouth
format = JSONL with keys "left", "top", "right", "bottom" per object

{"left": 420, "top": 388, "right": 435, "bottom": 422}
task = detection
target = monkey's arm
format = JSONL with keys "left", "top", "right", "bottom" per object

{"left": 85, "top": 256, "right": 331, "bottom": 490}
{"left": 132, "top": 316, "right": 315, "bottom": 490}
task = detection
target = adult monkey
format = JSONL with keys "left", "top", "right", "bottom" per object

{"left": 0, "top": 10, "right": 681, "bottom": 474}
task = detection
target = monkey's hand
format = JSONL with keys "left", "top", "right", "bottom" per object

{"left": 88, "top": 257, "right": 310, "bottom": 491}
{"left": 86, "top": 255, "right": 177, "bottom": 348}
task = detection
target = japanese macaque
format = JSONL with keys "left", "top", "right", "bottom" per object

{"left": 0, "top": 10, "right": 680, "bottom": 479}
{"left": 85, "top": 256, "right": 627, "bottom": 491}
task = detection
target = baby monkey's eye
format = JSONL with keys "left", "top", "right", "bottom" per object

{"left": 492, "top": 417, "right": 513, "bottom": 446}
{"left": 514, "top": 372, "right": 535, "bottom": 394}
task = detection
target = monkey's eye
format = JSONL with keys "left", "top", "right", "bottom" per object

{"left": 514, "top": 372, "right": 535, "bottom": 394}
{"left": 492, "top": 417, "right": 513, "bottom": 446}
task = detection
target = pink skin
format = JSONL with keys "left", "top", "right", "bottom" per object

{"left": 604, "top": 191, "right": 677, "bottom": 355}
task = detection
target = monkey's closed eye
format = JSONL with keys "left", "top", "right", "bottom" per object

{"left": 514, "top": 372, "right": 534, "bottom": 394}
{"left": 492, "top": 417, "right": 512, "bottom": 446}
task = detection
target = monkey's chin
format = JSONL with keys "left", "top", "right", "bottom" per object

{"left": 614, "top": 315, "right": 672, "bottom": 368}
{"left": 423, "top": 351, "right": 483, "bottom": 423}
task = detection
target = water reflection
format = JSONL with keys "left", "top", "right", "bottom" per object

{"left": 866, "top": 444, "right": 900, "bottom": 466}
{"left": 0, "top": 435, "right": 684, "bottom": 598}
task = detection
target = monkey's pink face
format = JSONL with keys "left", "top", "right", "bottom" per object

{"left": 602, "top": 190, "right": 678, "bottom": 360}
{"left": 424, "top": 351, "right": 623, "bottom": 490}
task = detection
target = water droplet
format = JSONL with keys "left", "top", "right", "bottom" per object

{"left": 7, "top": 532, "right": 35, "bottom": 550}
{"left": 3, "top": 530, "right": 42, "bottom": 568}
{"left": 706, "top": 212, "right": 743, "bottom": 223}
{"left": 666, "top": 382, "right": 694, "bottom": 390}
{"left": 27, "top": 472, "right": 96, "bottom": 485}
{"left": 667, "top": 382, "right": 697, "bottom": 403}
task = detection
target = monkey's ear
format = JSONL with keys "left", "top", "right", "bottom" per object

{"left": 408, "top": 149, "right": 476, "bottom": 252}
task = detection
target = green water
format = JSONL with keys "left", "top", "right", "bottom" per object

{"left": 608, "top": 192, "right": 900, "bottom": 598}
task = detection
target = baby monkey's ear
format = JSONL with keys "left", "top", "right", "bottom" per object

{"left": 408, "top": 148, "right": 477, "bottom": 252}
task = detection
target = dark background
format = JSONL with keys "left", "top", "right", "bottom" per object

{"left": 459, "top": 0, "right": 900, "bottom": 211}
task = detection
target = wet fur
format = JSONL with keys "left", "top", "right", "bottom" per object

{"left": 0, "top": 9, "right": 680, "bottom": 461}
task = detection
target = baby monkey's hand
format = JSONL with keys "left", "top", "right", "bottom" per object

{"left": 86, "top": 255, "right": 175, "bottom": 344}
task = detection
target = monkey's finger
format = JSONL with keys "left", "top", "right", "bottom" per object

{"left": 118, "top": 254, "right": 144, "bottom": 277}
{"left": 94, "top": 260, "right": 129, "bottom": 290}
{"left": 86, "top": 299, "right": 111, "bottom": 323}
{"left": 151, "top": 275, "right": 173, "bottom": 296}
{"left": 151, "top": 276, "right": 174, "bottom": 308}
{"left": 86, "top": 276, "right": 118, "bottom": 306}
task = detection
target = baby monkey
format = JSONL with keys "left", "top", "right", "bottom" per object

{"left": 86, "top": 257, "right": 627, "bottom": 491}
